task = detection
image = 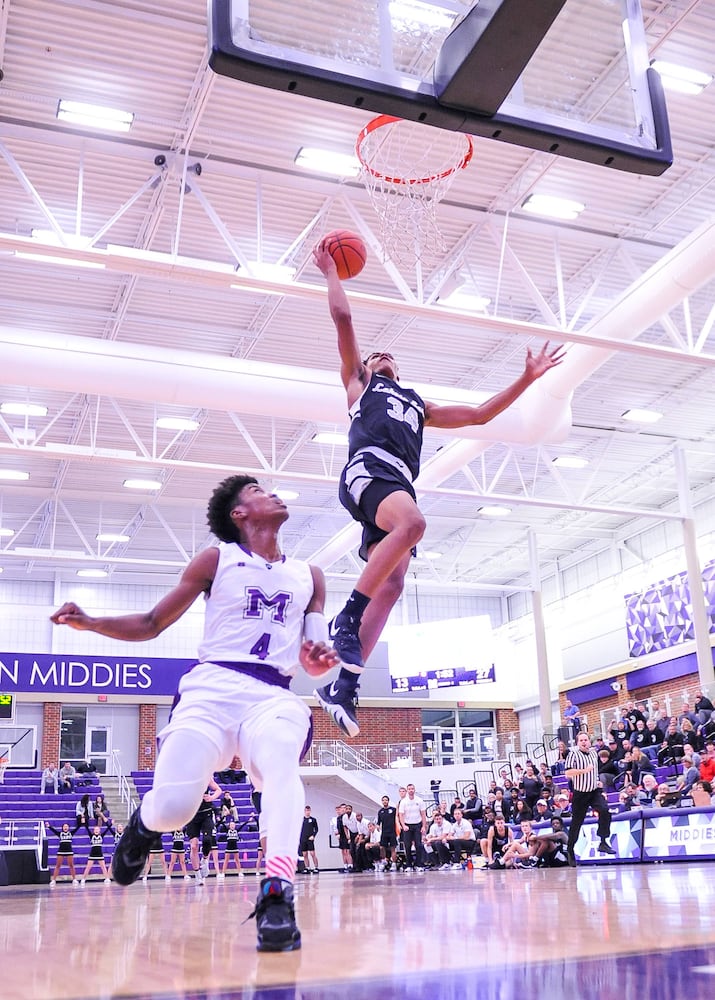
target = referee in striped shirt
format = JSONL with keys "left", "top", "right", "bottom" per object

{"left": 565, "top": 730, "right": 616, "bottom": 865}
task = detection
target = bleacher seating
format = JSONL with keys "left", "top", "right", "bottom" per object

{"left": 130, "top": 771, "right": 260, "bottom": 871}
{"left": 0, "top": 769, "right": 103, "bottom": 865}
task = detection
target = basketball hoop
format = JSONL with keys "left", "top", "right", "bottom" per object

{"left": 356, "top": 115, "right": 473, "bottom": 267}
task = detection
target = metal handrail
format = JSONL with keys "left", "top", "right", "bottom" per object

{"left": 110, "top": 748, "right": 137, "bottom": 818}
{"left": 301, "top": 740, "right": 420, "bottom": 771}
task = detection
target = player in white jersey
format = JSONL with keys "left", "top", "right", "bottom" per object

{"left": 50, "top": 474, "right": 338, "bottom": 953}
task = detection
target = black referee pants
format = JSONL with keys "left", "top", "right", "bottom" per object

{"left": 567, "top": 788, "right": 611, "bottom": 853}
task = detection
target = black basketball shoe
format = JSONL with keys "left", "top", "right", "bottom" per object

{"left": 250, "top": 877, "right": 301, "bottom": 952}
{"left": 328, "top": 613, "right": 364, "bottom": 670}
{"left": 111, "top": 807, "right": 157, "bottom": 886}
{"left": 313, "top": 675, "right": 360, "bottom": 737}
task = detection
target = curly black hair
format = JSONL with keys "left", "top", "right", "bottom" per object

{"left": 206, "top": 474, "right": 258, "bottom": 543}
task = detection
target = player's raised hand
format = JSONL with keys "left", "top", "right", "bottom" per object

{"left": 525, "top": 341, "right": 566, "bottom": 380}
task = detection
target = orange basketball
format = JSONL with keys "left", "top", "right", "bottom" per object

{"left": 324, "top": 229, "right": 367, "bottom": 280}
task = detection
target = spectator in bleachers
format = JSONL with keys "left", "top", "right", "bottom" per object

{"left": 492, "top": 788, "right": 512, "bottom": 823}
{"left": 534, "top": 798, "right": 553, "bottom": 823}
{"left": 618, "top": 783, "right": 640, "bottom": 811}
{"left": 679, "top": 702, "right": 700, "bottom": 728}
{"left": 92, "top": 794, "right": 110, "bottom": 825}
{"left": 520, "top": 763, "right": 543, "bottom": 811}
{"left": 681, "top": 718, "right": 702, "bottom": 753}
{"left": 638, "top": 773, "right": 659, "bottom": 806}
{"left": 625, "top": 701, "right": 647, "bottom": 729}
{"left": 512, "top": 797, "right": 532, "bottom": 823}
{"left": 551, "top": 792, "right": 571, "bottom": 819}
{"left": 645, "top": 718, "right": 662, "bottom": 746}
{"left": 446, "top": 808, "right": 476, "bottom": 866}
{"left": 48, "top": 822, "right": 79, "bottom": 886}
{"left": 610, "top": 719, "right": 631, "bottom": 746}
{"left": 80, "top": 825, "right": 113, "bottom": 884}
{"left": 462, "top": 787, "right": 483, "bottom": 825}
{"left": 40, "top": 762, "right": 59, "bottom": 795}
{"left": 691, "top": 779, "right": 715, "bottom": 807}
{"left": 448, "top": 796, "right": 465, "bottom": 820}
{"left": 552, "top": 740, "right": 569, "bottom": 777}
{"left": 598, "top": 748, "right": 619, "bottom": 790}
{"left": 219, "top": 792, "right": 239, "bottom": 823}
{"left": 623, "top": 747, "right": 654, "bottom": 787}
{"left": 485, "top": 815, "right": 513, "bottom": 869}
{"left": 658, "top": 721, "right": 685, "bottom": 766}
{"left": 562, "top": 698, "right": 581, "bottom": 735}
{"left": 694, "top": 692, "right": 714, "bottom": 724}
{"left": 654, "top": 710, "right": 671, "bottom": 740}
{"left": 699, "top": 743, "right": 715, "bottom": 783}
{"left": 655, "top": 782, "right": 680, "bottom": 808}
{"left": 75, "top": 759, "right": 97, "bottom": 786}
{"left": 676, "top": 752, "right": 701, "bottom": 796}
{"left": 58, "top": 761, "right": 76, "bottom": 794}
{"left": 606, "top": 737, "right": 625, "bottom": 762}
{"left": 73, "top": 793, "right": 94, "bottom": 833}
{"left": 700, "top": 713, "right": 715, "bottom": 744}
{"left": 632, "top": 719, "right": 656, "bottom": 751}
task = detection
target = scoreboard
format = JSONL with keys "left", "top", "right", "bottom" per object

{"left": 0, "top": 693, "right": 15, "bottom": 721}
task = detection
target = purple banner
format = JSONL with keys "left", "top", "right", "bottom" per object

{"left": 0, "top": 652, "right": 195, "bottom": 696}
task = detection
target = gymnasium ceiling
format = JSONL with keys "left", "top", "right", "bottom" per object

{"left": 1, "top": 0, "right": 715, "bottom": 604}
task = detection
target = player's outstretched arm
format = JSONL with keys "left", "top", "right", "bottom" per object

{"left": 49, "top": 547, "right": 219, "bottom": 641}
{"left": 313, "top": 242, "right": 366, "bottom": 396}
{"left": 425, "top": 341, "right": 566, "bottom": 430}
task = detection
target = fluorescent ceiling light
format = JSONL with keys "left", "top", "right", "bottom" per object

{"left": 553, "top": 456, "right": 589, "bottom": 469}
{"left": 57, "top": 99, "right": 134, "bottom": 132}
{"left": 235, "top": 262, "right": 296, "bottom": 282}
{"left": 439, "top": 291, "right": 491, "bottom": 311}
{"left": 96, "top": 532, "right": 130, "bottom": 543}
{"left": 479, "top": 505, "right": 512, "bottom": 517}
{"left": 390, "top": 1, "right": 456, "bottom": 30}
{"left": 0, "top": 528, "right": 14, "bottom": 538}
{"left": 621, "top": 408, "right": 663, "bottom": 424}
{"left": 521, "top": 194, "right": 585, "bottom": 220}
{"left": 274, "top": 489, "right": 299, "bottom": 501}
{"left": 156, "top": 417, "right": 200, "bottom": 432}
{"left": 14, "top": 251, "right": 105, "bottom": 269}
{"left": 651, "top": 60, "right": 712, "bottom": 95}
{"left": 77, "top": 568, "right": 108, "bottom": 578}
{"left": 1, "top": 402, "right": 48, "bottom": 417}
{"left": 0, "top": 469, "right": 29, "bottom": 481}
{"left": 422, "top": 550, "right": 443, "bottom": 560}
{"left": 294, "top": 147, "right": 361, "bottom": 178}
{"left": 30, "top": 230, "right": 92, "bottom": 250}
{"left": 107, "top": 244, "right": 235, "bottom": 274}
{"left": 123, "top": 478, "right": 162, "bottom": 491}
{"left": 311, "top": 432, "right": 349, "bottom": 445}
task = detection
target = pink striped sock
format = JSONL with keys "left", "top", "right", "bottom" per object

{"left": 266, "top": 855, "right": 295, "bottom": 882}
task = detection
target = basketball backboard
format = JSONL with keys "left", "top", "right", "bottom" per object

{"left": 209, "top": 0, "right": 672, "bottom": 175}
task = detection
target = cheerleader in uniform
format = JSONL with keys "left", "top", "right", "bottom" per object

{"left": 80, "top": 825, "right": 112, "bottom": 884}
{"left": 220, "top": 820, "right": 244, "bottom": 879}
{"left": 48, "top": 823, "right": 79, "bottom": 886}
{"left": 165, "top": 828, "right": 192, "bottom": 881}
{"left": 141, "top": 833, "right": 166, "bottom": 881}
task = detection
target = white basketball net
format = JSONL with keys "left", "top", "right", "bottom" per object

{"left": 356, "top": 116, "right": 473, "bottom": 267}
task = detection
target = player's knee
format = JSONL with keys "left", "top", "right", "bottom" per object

{"left": 402, "top": 510, "right": 426, "bottom": 545}
{"left": 143, "top": 784, "right": 195, "bottom": 832}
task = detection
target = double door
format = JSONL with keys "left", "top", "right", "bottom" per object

{"left": 422, "top": 727, "right": 493, "bottom": 767}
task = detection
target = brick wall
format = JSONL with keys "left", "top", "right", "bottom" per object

{"left": 495, "top": 708, "right": 520, "bottom": 756}
{"left": 310, "top": 706, "right": 424, "bottom": 766}
{"left": 138, "top": 704, "right": 157, "bottom": 770}
{"left": 561, "top": 668, "right": 704, "bottom": 736}
{"left": 41, "top": 703, "right": 61, "bottom": 767}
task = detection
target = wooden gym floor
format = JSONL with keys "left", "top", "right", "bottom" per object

{"left": 3, "top": 863, "right": 715, "bottom": 1000}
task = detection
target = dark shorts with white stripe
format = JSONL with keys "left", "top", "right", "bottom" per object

{"left": 339, "top": 454, "right": 417, "bottom": 562}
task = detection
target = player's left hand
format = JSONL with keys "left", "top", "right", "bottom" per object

{"left": 525, "top": 341, "right": 566, "bottom": 379}
{"left": 299, "top": 639, "right": 341, "bottom": 676}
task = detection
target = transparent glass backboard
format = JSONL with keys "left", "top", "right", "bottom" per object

{"left": 209, "top": 0, "right": 671, "bottom": 175}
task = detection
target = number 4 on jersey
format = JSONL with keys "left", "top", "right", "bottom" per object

{"left": 250, "top": 633, "right": 271, "bottom": 660}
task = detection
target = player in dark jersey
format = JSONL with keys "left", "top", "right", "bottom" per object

{"left": 186, "top": 780, "right": 222, "bottom": 883}
{"left": 313, "top": 242, "right": 564, "bottom": 737}
{"left": 376, "top": 794, "right": 398, "bottom": 870}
